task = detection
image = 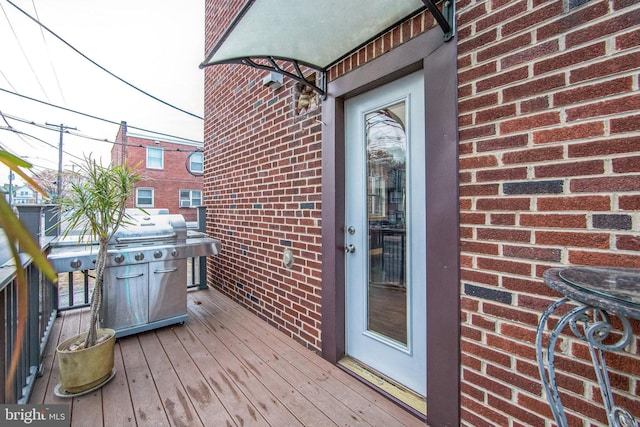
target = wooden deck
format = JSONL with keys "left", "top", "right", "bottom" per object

{"left": 30, "top": 287, "right": 425, "bottom": 426}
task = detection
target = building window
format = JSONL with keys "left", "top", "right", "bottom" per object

{"left": 189, "top": 152, "right": 203, "bottom": 175}
{"left": 180, "top": 189, "right": 202, "bottom": 207}
{"left": 146, "top": 147, "right": 164, "bottom": 169}
{"left": 136, "top": 188, "right": 154, "bottom": 207}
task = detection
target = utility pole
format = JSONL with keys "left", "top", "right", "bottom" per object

{"left": 8, "top": 171, "right": 14, "bottom": 205}
{"left": 120, "top": 120, "right": 128, "bottom": 165}
{"left": 46, "top": 122, "right": 77, "bottom": 199}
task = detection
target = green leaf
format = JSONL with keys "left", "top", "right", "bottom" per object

{"left": 0, "top": 150, "right": 31, "bottom": 168}
{"left": 0, "top": 151, "right": 48, "bottom": 196}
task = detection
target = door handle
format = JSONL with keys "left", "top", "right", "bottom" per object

{"left": 154, "top": 268, "right": 178, "bottom": 274}
{"left": 116, "top": 272, "right": 144, "bottom": 280}
{"left": 344, "top": 244, "right": 356, "bottom": 254}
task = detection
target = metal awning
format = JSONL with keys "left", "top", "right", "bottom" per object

{"left": 200, "top": 0, "right": 455, "bottom": 98}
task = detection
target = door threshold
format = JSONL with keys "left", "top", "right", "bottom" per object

{"left": 338, "top": 356, "right": 426, "bottom": 415}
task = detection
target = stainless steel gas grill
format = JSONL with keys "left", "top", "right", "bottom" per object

{"left": 48, "top": 213, "right": 221, "bottom": 338}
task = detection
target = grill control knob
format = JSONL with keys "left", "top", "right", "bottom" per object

{"left": 114, "top": 254, "right": 125, "bottom": 264}
{"left": 70, "top": 259, "right": 82, "bottom": 269}
{"left": 171, "top": 249, "right": 178, "bottom": 257}
{"left": 153, "top": 250, "right": 163, "bottom": 259}
{"left": 135, "top": 252, "right": 145, "bottom": 261}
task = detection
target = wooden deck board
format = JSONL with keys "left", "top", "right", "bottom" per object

{"left": 211, "top": 294, "right": 424, "bottom": 427}
{"left": 155, "top": 327, "right": 236, "bottom": 426}
{"left": 30, "top": 287, "right": 426, "bottom": 426}
{"left": 102, "top": 341, "right": 136, "bottom": 426}
{"left": 188, "top": 300, "right": 333, "bottom": 427}
{"left": 187, "top": 303, "right": 305, "bottom": 426}
{"left": 171, "top": 326, "right": 267, "bottom": 427}
{"left": 137, "top": 331, "right": 205, "bottom": 427}
{"left": 192, "top": 297, "right": 366, "bottom": 426}
{"left": 29, "top": 301, "right": 64, "bottom": 404}
{"left": 120, "top": 336, "right": 171, "bottom": 426}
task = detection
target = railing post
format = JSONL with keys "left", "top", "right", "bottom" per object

{"left": 43, "top": 204, "right": 60, "bottom": 237}
{"left": 197, "top": 206, "right": 208, "bottom": 290}
{"left": 14, "top": 204, "right": 62, "bottom": 403}
{"left": 16, "top": 205, "right": 43, "bottom": 245}
{"left": 27, "top": 263, "right": 39, "bottom": 369}
{"left": 16, "top": 205, "right": 42, "bottom": 366}
{"left": 40, "top": 205, "right": 60, "bottom": 314}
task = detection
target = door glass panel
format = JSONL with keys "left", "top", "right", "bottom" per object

{"left": 365, "top": 101, "right": 407, "bottom": 345}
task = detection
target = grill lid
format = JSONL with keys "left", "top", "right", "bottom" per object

{"left": 109, "top": 214, "right": 187, "bottom": 245}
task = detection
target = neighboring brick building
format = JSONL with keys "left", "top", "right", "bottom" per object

{"left": 202, "top": 1, "right": 640, "bottom": 425}
{"left": 112, "top": 123, "right": 204, "bottom": 221}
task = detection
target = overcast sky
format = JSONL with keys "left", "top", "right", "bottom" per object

{"left": 0, "top": 0, "right": 204, "bottom": 185}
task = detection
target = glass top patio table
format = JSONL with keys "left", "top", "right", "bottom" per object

{"left": 544, "top": 266, "right": 640, "bottom": 320}
{"left": 539, "top": 266, "right": 640, "bottom": 427}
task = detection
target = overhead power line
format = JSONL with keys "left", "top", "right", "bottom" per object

{"left": 0, "top": 1, "right": 51, "bottom": 101}
{"left": 30, "top": 0, "right": 67, "bottom": 105}
{"left": 5, "top": 0, "right": 204, "bottom": 121}
{"left": 0, "top": 110, "right": 12, "bottom": 128}
{"left": 0, "top": 138, "right": 73, "bottom": 174}
{"left": 1, "top": 108, "right": 40, "bottom": 149}
{"left": 0, "top": 68, "right": 18, "bottom": 92}
{"left": 0, "top": 87, "right": 204, "bottom": 144}
{"left": 0, "top": 126, "right": 83, "bottom": 162}
{"left": 2, "top": 112, "right": 203, "bottom": 154}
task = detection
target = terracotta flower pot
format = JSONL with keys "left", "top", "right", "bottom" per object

{"left": 56, "top": 328, "right": 115, "bottom": 394}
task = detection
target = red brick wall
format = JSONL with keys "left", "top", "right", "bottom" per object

{"left": 204, "top": 3, "right": 323, "bottom": 351}
{"left": 326, "top": 12, "right": 436, "bottom": 80}
{"left": 112, "top": 134, "right": 203, "bottom": 222}
{"left": 457, "top": 0, "right": 640, "bottom": 425}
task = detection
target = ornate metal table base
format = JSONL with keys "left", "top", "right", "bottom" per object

{"left": 537, "top": 297, "right": 638, "bottom": 427}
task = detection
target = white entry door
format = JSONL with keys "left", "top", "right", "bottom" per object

{"left": 345, "top": 71, "right": 426, "bottom": 396}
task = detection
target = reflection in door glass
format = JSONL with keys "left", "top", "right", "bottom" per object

{"left": 365, "top": 102, "right": 407, "bottom": 345}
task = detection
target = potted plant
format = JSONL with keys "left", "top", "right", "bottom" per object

{"left": 55, "top": 156, "right": 142, "bottom": 395}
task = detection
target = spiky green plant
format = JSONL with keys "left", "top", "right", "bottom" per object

{"left": 58, "top": 156, "right": 143, "bottom": 348}
{"left": 0, "top": 151, "right": 58, "bottom": 399}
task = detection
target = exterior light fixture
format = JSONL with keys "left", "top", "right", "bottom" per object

{"left": 262, "top": 71, "right": 283, "bottom": 90}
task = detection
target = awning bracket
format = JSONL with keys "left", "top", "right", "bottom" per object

{"left": 240, "top": 57, "right": 327, "bottom": 100}
{"left": 423, "top": 0, "right": 455, "bottom": 41}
